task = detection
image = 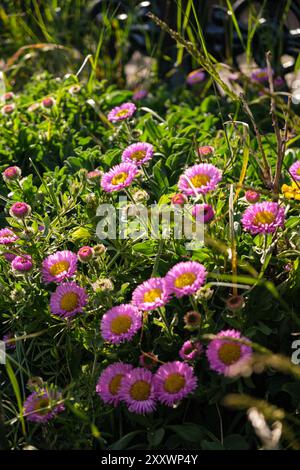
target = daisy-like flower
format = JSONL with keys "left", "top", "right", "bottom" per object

{"left": 101, "top": 162, "right": 138, "bottom": 193}
{"left": 282, "top": 182, "right": 300, "bottom": 200}
{"left": 11, "top": 254, "right": 33, "bottom": 273}
{"left": 165, "top": 261, "right": 207, "bottom": 298}
{"left": 154, "top": 361, "right": 197, "bottom": 406}
{"left": 226, "top": 295, "right": 245, "bottom": 311}
{"left": 120, "top": 367, "right": 156, "bottom": 414}
{"left": 9, "top": 202, "right": 31, "bottom": 219}
{"left": 23, "top": 388, "right": 65, "bottom": 423}
{"left": 192, "top": 203, "right": 215, "bottom": 223}
{"left": 183, "top": 310, "right": 202, "bottom": 329}
{"left": 206, "top": 329, "right": 252, "bottom": 376}
{"left": 50, "top": 282, "right": 87, "bottom": 319}
{"left": 289, "top": 161, "right": 300, "bottom": 181}
{"left": 139, "top": 352, "right": 159, "bottom": 370}
{"left": 77, "top": 246, "right": 94, "bottom": 263}
{"left": 241, "top": 201, "right": 285, "bottom": 235}
{"left": 1, "top": 103, "right": 15, "bottom": 115}
{"left": 197, "top": 145, "right": 214, "bottom": 158}
{"left": 121, "top": 142, "right": 154, "bottom": 166}
{"left": 101, "top": 304, "right": 142, "bottom": 344}
{"left": 245, "top": 190, "right": 260, "bottom": 203}
{"left": 107, "top": 102, "right": 136, "bottom": 122}
{"left": 186, "top": 69, "right": 205, "bottom": 85}
{"left": 133, "top": 89, "right": 148, "bottom": 101}
{"left": 0, "top": 228, "right": 19, "bottom": 245}
{"left": 41, "top": 250, "right": 77, "bottom": 284}
{"left": 96, "top": 362, "right": 133, "bottom": 406}
{"left": 179, "top": 340, "right": 203, "bottom": 362}
{"left": 2, "top": 166, "right": 21, "bottom": 183}
{"left": 178, "top": 164, "right": 222, "bottom": 196}
{"left": 132, "top": 277, "right": 170, "bottom": 311}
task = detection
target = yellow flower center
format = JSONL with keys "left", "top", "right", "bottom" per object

{"left": 190, "top": 174, "right": 210, "bottom": 188}
{"left": 109, "top": 374, "right": 124, "bottom": 395}
{"left": 115, "top": 109, "right": 129, "bottom": 118}
{"left": 129, "top": 380, "right": 151, "bottom": 401}
{"left": 174, "top": 272, "right": 196, "bottom": 288}
{"left": 297, "top": 168, "right": 300, "bottom": 176}
{"left": 164, "top": 373, "right": 186, "bottom": 394}
{"left": 218, "top": 343, "right": 241, "bottom": 365}
{"left": 282, "top": 182, "right": 300, "bottom": 200}
{"left": 111, "top": 172, "right": 128, "bottom": 185}
{"left": 253, "top": 210, "right": 275, "bottom": 225}
{"left": 49, "top": 260, "right": 70, "bottom": 276}
{"left": 34, "top": 398, "right": 50, "bottom": 415}
{"left": 60, "top": 292, "right": 79, "bottom": 311}
{"left": 110, "top": 315, "right": 132, "bottom": 335}
{"left": 130, "top": 150, "right": 146, "bottom": 161}
{"left": 143, "top": 288, "right": 162, "bottom": 303}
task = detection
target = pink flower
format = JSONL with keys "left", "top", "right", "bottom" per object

{"left": 197, "top": 146, "right": 214, "bottom": 158}
{"left": 50, "top": 282, "right": 87, "bottom": 319}
{"left": 178, "top": 164, "right": 222, "bottom": 196}
{"left": 187, "top": 69, "right": 205, "bottom": 85}
{"left": 23, "top": 388, "right": 65, "bottom": 423}
{"left": 77, "top": 246, "right": 94, "bottom": 263}
{"left": 2, "top": 92, "right": 14, "bottom": 102}
{"left": 96, "top": 362, "right": 133, "bottom": 406}
{"left": 2, "top": 166, "right": 21, "bottom": 182}
{"left": 165, "top": 261, "right": 207, "bottom": 298}
{"left": 11, "top": 254, "right": 33, "bottom": 272}
{"left": 154, "top": 361, "right": 197, "bottom": 406}
{"left": 1, "top": 103, "right": 15, "bottom": 115}
{"left": 132, "top": 277, "right": 170, "bottom": 311}
{"left": 245, "top": 190, "right": 260, "bottom": 203}
{"left": 179, "top": 340, "right": 203, "bottom": 361}
{"left": 120, "top": 367, "right": 156, "bottom": 414}
{"left": 41, "top": 250, "right": 77, "bottom": 284}
{"left": 9, "top": 202, "right": 31, "bottom": 219}
{"left": 101, "top": 162, "right": 138, "bottom": 193}
{"left": 192, "top": 203, "right": 215, "bottom": 223}
{"left": 241, "top": 201, "right": 285, "bottom": 235}
{"left": 289, "top": 161, "right": 300, "bottom": 181}
{"left": 100, "top": 304, "right": 142, "bottom": 344}
{"left": 0, "top": 228, "right": 19, "bottom": 245}
{"left": 87, "top": 169, "right": 102, "bottom": 182}
{"left": 121, "top": 142, "right": 154, "bottom": 166}
{"left": 107, "top": 102, "right": 136, "bottom": 122}
{"left": 133, "top": 89, "right": 148, "bottom": 101}
{"left": 42, "top": 97, "right": 55, "bottom": 108}
{"left": 171, "top": 193, "right": 187, "bottom": 206}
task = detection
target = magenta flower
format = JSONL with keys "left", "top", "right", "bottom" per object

{"left": 41, "top": 250, "right": 77, "bottom": 284}
{"left": 50, "top": 282, "right": 87, "bottom": 319}
{"left": 107, "top": 102, "right": 136, "bottom": 122}
{"left": 42, "top": 97, "right": 55, "bottom": 108}
{"left": 206, "top": 329, "right": 252, "bottom": 376}
{"left": 241, "top": 201, "right": 285, "bottom": 235}
{"left": 165, "top": 261, "right": 207, "bottom": 298}
{"left": 2, "top": 166, "right": 21, "bottom": 183}
{"left": 101, "top": 162, "right": 138, "bottom": 193}
{"left": 178, "top": 164, "right": 222, "bottom": 196}
{"left": 289, "top": 161, "right": 300, "bottom": 181}
{"left": 3, "top": 252, "right": 16, "bottom": 262}
{"left": 251, "top": 68, "right": 269, "bottom": 83}
{"left": 121, "top": 142, "right": 154, "bottom": 166}
{"left": 132, "top": 277, "right": 170, "bottom": 311}
{"left": 171, "top": 193, "right": 188, "bottom": 206}
{"left": 23, "top": 388, "right": 65, "bottom": 423}
{"left": 77, "top": 246, "right": 94, "bottom": 263}
{"left": 120, "top": 367, "right": 156, "bottom": 414}
{"left": 12, "top": 254, "right": 33, "bottom": 273}
{"left": 101, "top": 304, "right": 142, "bottom": 344}
{"left": 154, "top": 361, "right": 197, "bottom": 406}
{"left": 187, "top": 69, "right": 205, "bottom": 85}
{"left": 197, "top": 145, "right": 214, "bottom": 158}
{"left": 245, "top": 190, "right": 260, "bottom": 203}
{"left": 9, "top": 202, "right": 31, "bottom": 219}
{"left": 133, "top": 89, "right": 148, "bottom": 101}
{"left": 0, "top": 228, "right": 19, "bottom": 245}
{"left": 192, "top": 203, "right": 215, "bottom": 223}
{"left": 179, "top": 340, "right": 203, "bottom": 361}
{"left": 96, "top": 362, "right": 133, "bottom": 406}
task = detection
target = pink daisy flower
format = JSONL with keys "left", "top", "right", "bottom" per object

{"left": 121, "top": 142, "right": 154, "bottom": 166}
{"left": 154, "top": 361, "right": 197, "bottom": 406}
{"left": 132, "top": 277, "right": 170, "bottom": 311}
{"left": 241, "top": 201, "right": 285, "bottom": 235}
{"left": 120, "top": 367, "right": 156, "bottom": 414}
{"left": 192, "top": 203, "right": 215, "bottom": 223}
{"left": 289, "top": 161, "right": 300, "bottom": 181}
{"left": 9, "top": 202, "right": 31, "bottom": 219}
{"left": 178, "top": 164, "right": 222, "bottom": 196}
{"left": 101, "top": 162, "right": 138, "bottom": 193}
{"left": 2, "top": 166, "right": 21, "bottom": 183}
{"left": 206, "top": 329, "right": 252, "bottom": 376}
{"left": 165, "top": 261, "right": 207, "bottom": 298}
{"left": 101, "top": 304, "right": 142, "bottom": 344}
{"left": 11, "top": 254, "right": 33, "bottom": 273}
{"left": 96, "top": 362, "right": 133, "bottom": 406}
{"left": 187, "top": 69, "right": 205, "bottom": 85}
{"left": 197, "top": 145, "right": 214, "bottom": 158}
{"left": 77, "top": 246, "right": 94, "bottom": 263}
{"left": 179, "top": 340, "right": 203, "bottom": 361}
{"left": 107, "top": 102, "right": 136, "bottom": 122}
{"left": 41, "top": 250, "right": 77, "bottom": 284}
{"left": 50, "top": 282, "right": 87, "bottom": 319}
{"left": 245, "top": 190, "right": 260, "bottom": 203}
{"left": 0, "top": 228, "right": 19, "bottom": 245}
{"left": 23, "top": 388, "right": 65, "bottom": 423}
